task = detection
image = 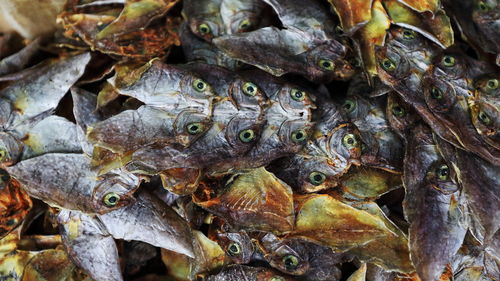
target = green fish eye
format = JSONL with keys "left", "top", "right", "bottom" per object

{"left": 309, "top": 171, "right": 326, "bottom": 186}
{"left": 239, "top": 129, "right": 256, "bottom": 143}
{"left": 6, "top": 218, "right": 17, "bottom": 226}
{"left": 186, "top": 122, "right": 204, "bottom": 135}
{"left": 441, "top": 55, "right": 456, "bottom": 67}
{"left": 0, "top": 148, "right": 7, "bottom": 161}
{"left": 318, "top": 59, "right": 335, "bottom": 71}
{"left": 478, "top": 111, "right": 492, "bottom": 125}
{"left": 282, "top": 254, "right": 299, "bottom": 271}
{"left": 238, "top": 19, "right": 251, "bottom": 31}
{"left": 269, "top": 277, "right": 285, "bottom": 281}
{"left": 227, "top": 242, "right": 242, "bottom": 256}
{"left": 290, "top": 89, "right": 306, "bottom": 101}
{"left": 380, "top": 58, "right": 397, "bottom": 72}
{"left": 291, "top": 129, "right": 308, "bottom": 143}
{"left": 478, "top": 1, "right": 491, "bottom": 11}
{"left": 343, "top": 99, "right": 356, "bottom": 113}
{"left": 430, "top": 87, "right": 444, "bottom": 99}
{"left": 242, "top": 82, "right": 258, "bottom": 96}
{"left": 342, "top": 134, "right": 358, "bottom": 149}
{"left": 198, "top": 23, "right": 211, "bottom": 35}
{"left": 435, "top": 164, "right": 450, "bottom": 180}
{"left": 402, "top": 29, "right": 416, "bottom": 40}
{"left": 193, "top": 79, "right": 208, "bottom": 92}
{"left": 486, "top": 78, "right": 499, "bottom": 90}
{"left": 103, "top": 192, "right": 120, "bottom": 207}
{"left": 391, "top": 105, "right": 406, "bottom": 117}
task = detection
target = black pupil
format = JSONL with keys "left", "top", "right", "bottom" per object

{"left": 322, "top": 61, "right": 331, "bottom": 68}
{"left": 394, "top": 106, "right": 402, "bottom": 114}
{"left": 439, "top": 167, "right": 449, "bottom": 177}
{"left": 197, "top": 82, "right": 204, "bottom": 89}
{"left": 247, "top": 86, "right": 254, "bottom": 92}
{"left": 108, "top": 196, "right": 117, "bottom": 203}
{"left": 444, "top": 57, "right": 452, "bottom": 64}
{"left": 403, "top": 31, "right": 412, "bottom": 37}
{"left": 431, "top": 88, "right": 441, "bottom": 98}
{"left": 244, "top": 132, "right": 251, "bottom": 139}
{"left": 384, "top": 60, "right": 392, "bottom": 68}
{"left": 488, "top": 80, "right": 496, "bottom": 88}
{"left": 229, "top": 245, "right": 238, "bottom": 253}
{"left": 313, "top": 174, "right": 323, "bottom": 182}
{"left": 295, "top": 91, "right": 303, "bottom": 99}
{"left": 479, "top": 112, "right": 489, "bottom": 122}
{"left": 190, "top": 125, "right": 198, "bottom": 131}
{"left": 6, "top": 219, "right": 16, "bottom": 226}
{"left": 347, "top": 137, "right": 354, "bottom": 145}
{"left": 295, "top": 132, "right": 304, "bottom": 139}
{"left": 344, "top": 103, "right": 352, "bottom": 110}
{"left": 201, "top": 26, "right": 208, "bottom": 33}
{"left": 284, "top": 257, "right": 297, "bottom": 268}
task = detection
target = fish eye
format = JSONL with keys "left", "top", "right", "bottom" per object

{"left": 435, "top": 164, "right": 449, "bottom": 180}
{"left": 282, "top": 254, "right": 299, "bottom": 271}
{"left": 103, "top": 192, "right": 120, "bottom": 207}
{"left": 486, "top": 78, "right": 499, "bottom": 90}
{"left": 238, "top": 19, "right": 252, "bottom": 32}
{"left": 380, "top": 58, "right": 397, "bottom": 72}
{"left": 6, "top": 218, "right": 17, "bottom": 226}
{"left": 402, "top": 29, "right": 416, "bottom": 40}
{"left": 242, "top": 82, "right": 258, "bottom": 96}
{"left": 391, "top": 105, "right": 406, "bottom": 117}
{"left": 193, "top": 79, "right": 208, "bottom": 92}
{"left": 0, "top": 148, "right": 7, "bottom": 161}
{"left": 430, "top": 87, "right": 444, "bottom": 100}
{"left": 239, "top": 129, "right": 256, "bottom": 143}
{"left": 227, "top": 242, "right": 242, "bottom": 256}
{"left": 318, "top": 59, "right": 335, "bottom": 71}
{"left": 269, "top": 277, "right": 285, "bottom": 281}
{"left": 290, "top": 89, "right": 306, "bottom": 102}
{"left": 478, "top": 1, "right": 491, "bottom": 11}
{"left": 342, "top": 134, "right": 359, "bottom": 149}
{"left": 198, "top": 23, "right": 211, "bottom": 35}
{"left": 291, "top": 129, "right": 308, "bottom": 143}
{"left": 309, "top": 171, "right": 326, "bottom": 186}
{"left": 186, "top": 122, "right": 205, "bottom": 135}
{"left": 478, "top": 111, "right": 492, "bottom": 125}
{"left": 441, "top": 55, "right": 456, "bottom": 67}
{"left": 342, "top": 99, "right": 356, "bottom": 113}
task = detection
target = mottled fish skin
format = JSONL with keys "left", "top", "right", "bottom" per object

{"left": 97, "top": 190, "right": 195, "bottom": 258}
{"left": 183, "top": 0, "right": 264, "bottom": 42}
{"left": 58, "top": 210, "right": 123, "bottom": 281}
{"left": 215, "top": 229, "right": 255, "bottom": 264}
{"left": 213, "top": 0, "right": 354, "bottom": 82}
{"left": 180, "top": 23, "right": 242, "bottom": 70}
{"left": 436, "top": 137, "right": 500, "bottom": 244}
{"left": 342, "top": 77, "right": 404, "bottom": 172}
{"left": 192, "top": 167, "right": 295, "bottom": 233}
{"left": 6, "top": 153, "right": 140, "bottom": 214}
{"left": 0, "top": 52, "right": 91, "bottom": 129}
{"left": 403, "top": 124, "right": 467, "bottom": 281}
{"left": 88, "top": 60, "right": 217, "bottom": 155}
{"left": 257, "top": 233, "right": 344, "bottom": 280}
{"left": 0, "top": 37, "right": 41, "bottom": 77}
{"left": 375, "top": 27, "right": 490, "bottom": 160}
{"left": 205, "top": 265, "right": 298, "bottom": 281}
{"left": 443, "top": 0, "right": 500, "bottom": 65}
{"left": 472, "top": 0, "right": 500, "bottom": 63}
{"left": 470, "top": 74, "right": 500, "bottom": 150}
{"left": 0, "top": 176, "right": 32, "bottom": 239}
{"left": 272, "top": 95, "right": 361, "bottom": 193}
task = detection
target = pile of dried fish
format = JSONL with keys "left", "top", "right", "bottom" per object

{"left": 0, "top": 0, "right": 498, "bottom": 280}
